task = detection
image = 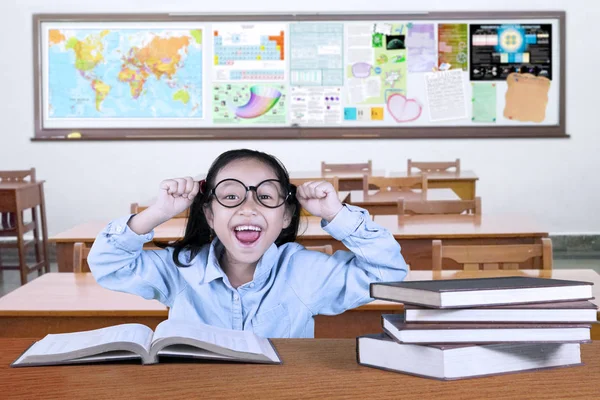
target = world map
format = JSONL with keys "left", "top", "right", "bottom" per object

{"left": 47, "top": 28, "right": 203, "bottom": 119}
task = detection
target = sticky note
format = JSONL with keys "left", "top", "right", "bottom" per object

{"left": 371, "top": 107, "right": 384, "bottom": 120}
{"left": 344, "top": 107, "right": 357, "bottom": 120}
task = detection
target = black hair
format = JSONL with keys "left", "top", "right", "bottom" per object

{"left": 161, "top": 149, "right": 301, "bottom": 268}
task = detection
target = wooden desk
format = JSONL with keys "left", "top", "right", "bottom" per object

{"left": 346, "top": 189, "right": 459, "bottom": 215}
{"left": 391, "top": 170, "right": 479, "bottom": 200}
{"left": 0, "top": 273, "right": 167, "bottom": 337}
{"left": 1, "top": 338, "right": 599, "bottom": 399}
{"left": 0, "top": 181, "right": 50, "bottom": 282}
{"left": 373, "top": 214, "right": 548, "bottom": 269}
{"left": 50, "top": 218, "right": 186, "bottom": 272}
{"left": 290, "top": 170, "right": 386, "bottom": 191}
{"left": 2, "top": 270, "right": 597, "bottom": 340}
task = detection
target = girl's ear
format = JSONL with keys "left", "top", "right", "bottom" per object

{"left": 282, "top": 205, "right": 294, "bottom": 229}
{"left": 203, "top": 205, "right": 214, "bottom": 229}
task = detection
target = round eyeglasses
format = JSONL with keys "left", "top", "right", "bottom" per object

{"left": 210, "top": 178, "right": 291, "bottom": 209}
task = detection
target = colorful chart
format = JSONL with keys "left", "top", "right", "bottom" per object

{"left": 212, "top": 83, "right": 286, "bottom": 124}
{"left": 235, "top": 86, "right": 282, "bottom": 118}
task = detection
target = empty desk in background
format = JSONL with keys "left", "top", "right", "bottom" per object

{"left": 50, "top": 219, "right": 186, "bottom": 272}
{"left": 0, "top": 273, "right": 167, "bottom": 337}
{"left": 391, "top": 170, "right": 479, "bottom": 200}
{"left": 373, "top": 214, "right": 549, "bottom": 270}
{"left": 0, "top": 181, "right": 50, "bottom": 283}
{"left": 345, "top": 188, "right": 459, "bottom": 215}
{"left": 290, "top": 170, "right": 386, "bottom": 191}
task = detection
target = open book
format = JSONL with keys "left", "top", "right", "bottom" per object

{"left": 11, "top": 319, "right": 281, "bottom": 367}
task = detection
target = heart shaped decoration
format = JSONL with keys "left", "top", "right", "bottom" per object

{"left": 387, "top": 94, "right": 422, "bottom": 122}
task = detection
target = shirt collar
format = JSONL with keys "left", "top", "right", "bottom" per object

{"left": 199, "top": 238, "right": 279, "bottom": 287}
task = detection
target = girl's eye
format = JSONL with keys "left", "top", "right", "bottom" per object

{"left": 259, "top": 194, "right": 272, "bottom": 200}
{"left": 224, "top": 194, "right": 238, "bottom": 200}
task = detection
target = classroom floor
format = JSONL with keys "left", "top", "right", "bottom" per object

{"left": 0, "top": 259, "right": 599, "bottom": 298}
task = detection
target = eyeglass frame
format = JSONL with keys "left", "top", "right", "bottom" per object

{"left": 208, "top": 178, "right": 292, "bottom": 209}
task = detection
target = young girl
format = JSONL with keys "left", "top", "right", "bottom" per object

{"left": 88, "top": 149, "right": 408, "bottom": 338}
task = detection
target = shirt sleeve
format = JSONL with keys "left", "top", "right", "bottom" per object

{"left": 286, "top": 204, "right": 408, "bottom": 316}
{"left": 87, "top": 215, "right": 186, "bottom": 307}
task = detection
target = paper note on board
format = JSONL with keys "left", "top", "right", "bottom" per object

{"left": 503, "top": 73, "right": 551, "bottom": 123}
{"left": 424, "top": 69, "right": 468, "bottom": 121}
{"left": 472, "top": 83, "right": 497, "bottom": 122}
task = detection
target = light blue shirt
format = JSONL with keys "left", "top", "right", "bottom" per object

{"left": 88, "top": 204, "right": 408, "bottom": 338}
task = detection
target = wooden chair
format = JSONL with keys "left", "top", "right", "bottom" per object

{"left": 305, "top": 245, "right": 334, "bottom": 255}
{"left": 130, "top": 203, "right": 189, "bottom": 218}
{"left": 290, "top": 177, "right": 339, "bottom": 192}
{"left": 397, "top": 197, "right": 481, "bottom": 223}
{"left": 363, "top": 176, "right": 428, "bottom": 198}
{"left": 0, "top": 168, "right": 49, "bottom": 284}
{"left": 407, "top": 159, "right": 460, "bottom": 173}
{"left": 72, "top": 242, "right": 91, "bottom": 273}
{"left": 321, "top": 160, "right": 372, "bottom": 176}
{"left": 432, "top": 238, "right": 553, "bottom": 271}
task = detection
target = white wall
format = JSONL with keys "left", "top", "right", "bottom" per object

{"left": 1, "top": 0, "right": 598, "bottom": 235}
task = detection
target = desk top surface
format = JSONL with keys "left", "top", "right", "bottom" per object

{"left": 0, "top": 338, "right": 598, "bottom": 398}
{"left": 347, "top": 189, "right": 459, "bottom": 204}
{"left": 373, "top": 213, "right": 548, "bottom": 238}
{"left": 390, "top": 170, "right": 479, "bottom": 181}
{"left": 0, "top": 181, "right": 45, "bottom": 190}
{"left": 1, "top": 270, "right": 597, "bottom": 315}
{"left": 51, "top": 213, "right": 548, "bottom": 242}
{"left": 290, "top": 170, "right": 387, "bottom": 179}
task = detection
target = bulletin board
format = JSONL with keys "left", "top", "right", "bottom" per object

{"left": 32, "top": 11, "right": 566, "bottom": 140}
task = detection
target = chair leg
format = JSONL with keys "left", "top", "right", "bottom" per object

{"left": 39, "top": 184, "right": 51, "bottom": 274}
{"left": 16, "top": 211, "right": 28, "bottom": 285}
{"left": 32, "top": 207, "right": 43, "bottom": 276}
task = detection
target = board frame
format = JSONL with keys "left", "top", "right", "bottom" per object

{"left": 32, "top": 11, "right": 567, "bottom": 141}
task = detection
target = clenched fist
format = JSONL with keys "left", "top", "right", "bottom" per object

{"left": 152, "top": 177, "right": 200, "bottom": 220}
{"left": 296, "top": 181, "right": 343, "bottom": 222}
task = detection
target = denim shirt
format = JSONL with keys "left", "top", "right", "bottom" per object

{"left": 88, "top": 204, "right": 408, "bottom": 338}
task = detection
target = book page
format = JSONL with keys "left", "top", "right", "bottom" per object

{"left": 153, "top": 320, "right": 265, "bottom": 355}
{"left": 24, "top": 324, "right": 154, "bottom": 357}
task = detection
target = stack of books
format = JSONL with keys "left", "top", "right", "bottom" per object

{"left": 357, "top": 276, "right": 597, "bottom": 380}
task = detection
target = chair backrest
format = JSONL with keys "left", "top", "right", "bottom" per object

{"left": 321, "top": 160, "right": 372, "bottom": 176}
{"left": 407, "top": 159, "right": 460, "bottom": 173}
{"left": 363, "top": 176, "right": 427, "bottom": 198}
{"left": 130, "top": 203, "right": 189, "bottom": 218}
{"left": 290, "top": 176, "right": 340, "bottom": 192}
{"left": 305, "top": 244, "right": 334, "bottom": 255}
{"left": 431, "top": 238, "right": 553, "bottom": 271}
{"left": 73, "top": 242, "right": 91, "bottom": 273}
{"left": 0, "top": 168, "right": 36, "bottom": 183}
{"left": 397, "top": 197, "right": 481, "bottom": 223}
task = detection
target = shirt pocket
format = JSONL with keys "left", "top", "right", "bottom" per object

{"left": 251, "top": 304, "right": 291, "bottom": 338}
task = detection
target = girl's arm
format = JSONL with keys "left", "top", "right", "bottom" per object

{"left": 88, "top": 177, "right": 200, "bottom": 306}
{"left": 87, "top": 214, "right": 186, "bottom": 306}
{"left": 287, "top": 185, "right": 408, "bottom": 315}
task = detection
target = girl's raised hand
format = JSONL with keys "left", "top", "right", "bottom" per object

{"left": 296, "top": 181, "right": 343, "bottom": 222}
{"left": 152, "top": 177, "right": 200, "bottom": 220}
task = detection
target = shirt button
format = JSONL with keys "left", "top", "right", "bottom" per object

{"left": 233, "top": 294, "right": 239, "bottom": 301}
{"left": 249, "top": 283, "right": 255, "bottom": 288}
{"left": 116, "top": 226, "right": 123, "bottom": 233}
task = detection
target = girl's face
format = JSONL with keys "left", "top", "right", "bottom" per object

{"left": 203, "top": 158, "right": 292, "bottom": 267}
